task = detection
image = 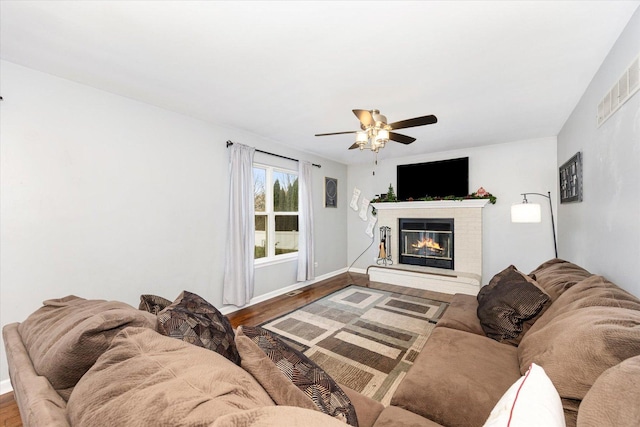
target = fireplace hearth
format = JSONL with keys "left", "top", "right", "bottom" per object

{"left": 399, "top": 218, "right": 454, "bottom": 269}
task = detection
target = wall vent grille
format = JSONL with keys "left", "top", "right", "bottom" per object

{"left": 597, "top": 53, "right": 640, "bottom": 127}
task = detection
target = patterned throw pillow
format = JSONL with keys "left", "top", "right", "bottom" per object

{"left": 157, "top": 291, "right": 240, "bottom": 365}
{"left": 138, "top": 294, "right": 173, "bottom": 315}
{"left": 239, "top": 325, "right": 358, "bottom": 427}
{"left": 477, "top": 265, "right": 551, "bottom": 345}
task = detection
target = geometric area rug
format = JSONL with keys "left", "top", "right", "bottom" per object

{"left": 259, "top": 285, "right": 449, "bottom": 406}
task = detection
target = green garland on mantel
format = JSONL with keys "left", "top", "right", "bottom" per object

{"left": 370, "top": 184, "right": 497, "bottom": 205}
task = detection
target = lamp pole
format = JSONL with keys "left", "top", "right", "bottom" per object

{"left": 520, "top": 191, "right": 558, "bottom": 258}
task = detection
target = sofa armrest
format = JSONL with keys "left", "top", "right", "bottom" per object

{"left": 2, "top": 323, "right": 70, "bottom": 427}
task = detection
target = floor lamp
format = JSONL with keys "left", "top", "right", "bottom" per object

{"left": 511, "top": 191, "right": 558, "bottom": 258}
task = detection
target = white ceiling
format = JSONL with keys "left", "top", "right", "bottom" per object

{"left": 1, "top": 1, "right": 638, "bottom": 165}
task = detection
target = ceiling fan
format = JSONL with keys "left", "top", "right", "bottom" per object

{"left": 315, "top": 109, "right": 437, "bottom": 152}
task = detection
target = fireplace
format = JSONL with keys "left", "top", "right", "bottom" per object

{"left": 399, "top": 218, "right": 454, "bottom": 269}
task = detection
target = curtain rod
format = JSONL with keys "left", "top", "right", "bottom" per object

{"left": 226, "top": 141, "right": 321, "bottom": 168}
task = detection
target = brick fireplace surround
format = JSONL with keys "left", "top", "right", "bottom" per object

{"left": 369, "top": 199, "right": 489, "bottom": 295}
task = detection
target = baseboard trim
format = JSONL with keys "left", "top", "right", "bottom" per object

{"left": 0, "top": 379, "right": 12, "bottom": 395}
{"left": 218, "top": 267, "right": 349, "bottom": 316}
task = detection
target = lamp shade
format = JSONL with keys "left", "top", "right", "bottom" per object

{"left": 511, "top": 203, "right": 542, "bottom": 223}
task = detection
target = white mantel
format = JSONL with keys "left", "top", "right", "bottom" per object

{"left": 371, "top": 199, "right": 490, "bottom": 210}
{"left": 369, "top": 199, "right": 489, "bottom": 295}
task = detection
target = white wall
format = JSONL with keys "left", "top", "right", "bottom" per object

{"left": 0, "top": 61, "right": 348, "bottom": 385}
{"left": 557, "top": 9, "right": 640, "bottom": 296}
{"left": 346, "top": 137, "right": 558, "bottom": 279}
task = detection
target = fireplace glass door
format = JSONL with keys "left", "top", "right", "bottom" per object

{"left": 399, "top": 219, "right": 454, "bottom": 269}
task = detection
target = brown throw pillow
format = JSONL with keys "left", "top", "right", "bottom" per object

{"left": 239, "top": 325, "right": 359, "bottom": 427}
{"left": 477, "top": 266, "right": 551, "bottom": 345}
{"left": 138, "top": 294, "right": 172, "bottom": 315}
{"left": 157, "top": 290, "right": 240, "bottom": 365}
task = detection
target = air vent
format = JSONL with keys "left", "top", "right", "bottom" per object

{"left": 597, "top": 53, "right": 640, "bottom": 127}
{"left": 629, "top": 57, "right": 639, "bottom": 92}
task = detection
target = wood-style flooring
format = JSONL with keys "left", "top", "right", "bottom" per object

{"left": 0, "top": 272, "right": 453, "bottom": 426}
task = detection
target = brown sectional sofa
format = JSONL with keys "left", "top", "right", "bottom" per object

{"left": 3, "top": 258, "right": 640, "bottom": 426}
{"left": 386, "top": 259, "right": 640, "bottom": 427}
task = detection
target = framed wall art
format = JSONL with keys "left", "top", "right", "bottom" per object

{"left": 324, "top": 177, "right": 338, "bottom": 208}
{"left": 559, "top": 151, "right": 583, "bottom": 203}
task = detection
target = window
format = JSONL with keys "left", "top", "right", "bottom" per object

{"left": 254, "top": 164, "right": 299, "bottom": 263}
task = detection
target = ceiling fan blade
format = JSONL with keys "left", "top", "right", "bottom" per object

{"left": 353, "top": 109, "right": 375, "bottom": 127}
{"left": 388, "top": 114, "right": 437, "bottom": 130}
{"left": 315, "top": 131, "right": 357, "bottom": 137}
{"left": 348, "top": 143, "right": 360, "bottom": 150}
{"left": 389, "top": 132, "right": 416, "bottom": 145}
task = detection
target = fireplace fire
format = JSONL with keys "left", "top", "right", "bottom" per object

{"left": 399, "top": 218, "right": 454, "bottom": 269}
{"left": 412, "top": 237, "right": 444, "bottom": 253}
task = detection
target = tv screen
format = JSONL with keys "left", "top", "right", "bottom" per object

{"left": 397, "top": 157, "right": 469, "bottom": 200}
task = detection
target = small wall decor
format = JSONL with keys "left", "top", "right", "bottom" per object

{"left": 324, "top": 177, "right": 338, "bottom": 208}
{"left": 559, "top": 152, "right": 583, "bottom": 203}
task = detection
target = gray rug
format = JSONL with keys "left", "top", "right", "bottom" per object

{"left": 259, "top": 285, "right": 449, "bottom": 405}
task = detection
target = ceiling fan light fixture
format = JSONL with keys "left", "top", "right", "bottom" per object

{"left": 355, "top": 131, "right": 368, "bottom": 150}
{"left": 317, "top": 109, "right": 437, "bottom": 154}
{"left": 371, "top": 133, "right": 385, "bottom": 152}
{"left": 376, "top": 129, "right": 389, "bottom": 144}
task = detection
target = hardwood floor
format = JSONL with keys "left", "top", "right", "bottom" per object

{"left": 0, "top": 392, "right": 21, "bottom": 427}
{"left": 0, "top": 271, "right": 452, "bottom": 426}
{"left": 226, "top": 271, "right": 369, "bottom": 328}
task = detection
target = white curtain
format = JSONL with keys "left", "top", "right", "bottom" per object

{"left": 223, "top": 143, "right": 255, "bottom": 306}
{"left": 297, "top": 161, "right": 315, "bottom": 281}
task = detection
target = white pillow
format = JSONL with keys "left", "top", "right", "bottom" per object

{"left": 483, "top": 363, "right": 566, "bottom": 427}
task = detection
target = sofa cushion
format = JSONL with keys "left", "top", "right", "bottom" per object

{"left": 518, "top": 299, "right": 640, "bottom": 421}
{"left": 67, "top": 327, "right": 274, "bottom": 426}
{"left": 17, "top": 295, "right": 157, "bottom": 400}
{"left": 157, "top": 290, "right": 240, "bottom": 365}
{"left": 138, "top": 293, "right": 172, "bottom": 314}
{"left": 340, "top": 384, "right": 385, "bottom": 427}
{"left": 477, "top": 265, "right": 551, "bottom": 345}
{"left": 211, "top": 406, "right": 356, "bottom": 427}
{"left": 483, "top": 363, "right": 565, "bottom": 427}
{"left": 373, "top": 406, "right": 444, "bottom": 427}
{"left": 528, "top": 259, "right": 592, "bottom": 301}
{"left": 435, "top": 293, "right": 484, "bottom": 335}
{"left": 577, "top": 355, "right": 640, "bottom": 427}
{"left": 391, "top": 327, "right": 521, "bottom": 427}
{"left": 238, "top": 325, "right": 358, "bottom": 426}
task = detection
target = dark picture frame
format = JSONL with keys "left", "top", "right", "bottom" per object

{"left": 559, "top": 152, "right": 583, "bottom": 203}
{"left": 324, "top": 177, "right": 338, "bottom": 208}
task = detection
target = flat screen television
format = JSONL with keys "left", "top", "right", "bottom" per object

{"left": 397, "top": 157, "right": 469, "bottom": 200}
